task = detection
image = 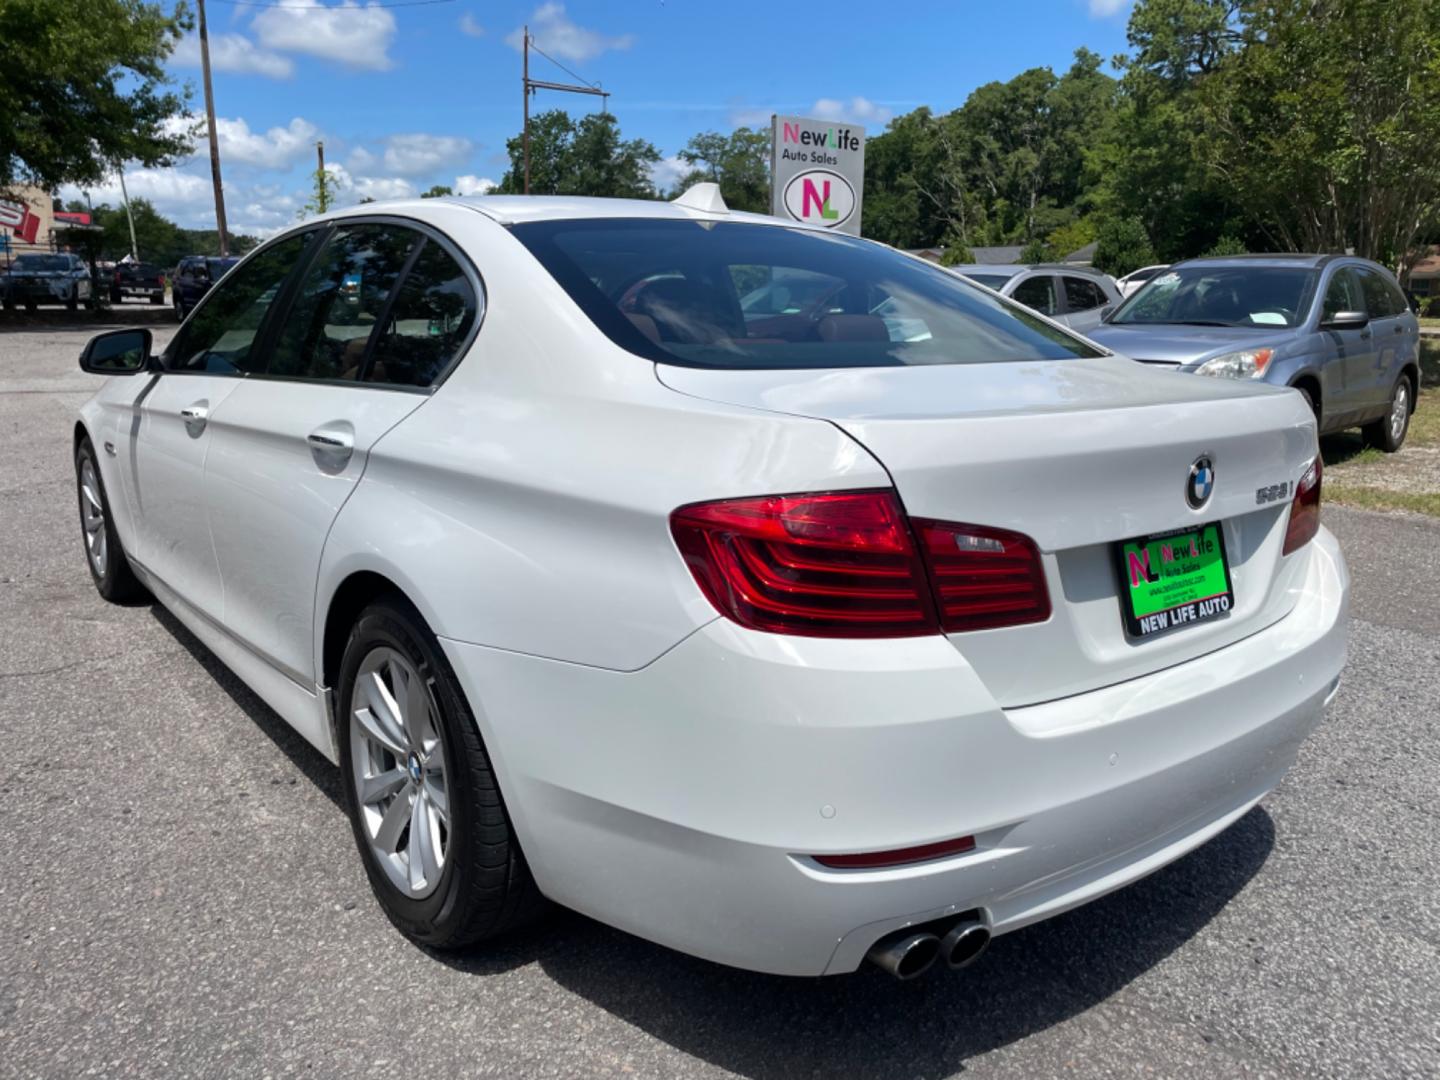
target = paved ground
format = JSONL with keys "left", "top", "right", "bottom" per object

{"left": 2, "top": 324, "right": 1438, "bottom": 1079}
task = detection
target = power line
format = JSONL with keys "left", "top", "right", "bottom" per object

{"left": 209, "top": 0, "right": 455, "bottom": 8}
{"left": 528, "top": 40, "right": 602, "bottom": 94}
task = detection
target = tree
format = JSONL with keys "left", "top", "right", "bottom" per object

{"left": 299, "top": 165, "right": 344, "bottom": 219}
{"left": 675, "top": 128, "right": 770, "bottom": 212}
{"left": 421, "top": 184, "right": 453, "bottom": 198}
{"left": 495, "top": 111, "right": 660, "bottom": 199}
{"left": 0, "top": 0, "right": 193, "bottom": 191}
{"left": 1093, "top": 215, "right": 1157, "bottom": 276}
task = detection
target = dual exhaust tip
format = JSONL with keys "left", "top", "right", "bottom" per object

{"left": 866, "top": 916, "right": 991, "bottom": 980}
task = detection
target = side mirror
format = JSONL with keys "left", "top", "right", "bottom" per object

{"left": 79, "top": 328, "right": 152, "bottom": 375}
{"left": 1320, "top": 310, "right": 1369, "bottom": 331}
{"left": 1098, "top": 305, "right": 1115, "bottom": 323}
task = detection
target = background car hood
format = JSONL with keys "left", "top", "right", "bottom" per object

{"left": 1086, "top": 323, "right": 1297, "bottom": 366}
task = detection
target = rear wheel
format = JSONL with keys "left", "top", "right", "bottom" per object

{"left": 337, "top": 599, "right": 544, "bottom": 948}
{"left": 173, "top": 295, "right": 186, "bottom": 322}
{"left": 66, "top": 286, "right": 78, "bottom": 311}
{"left": 75, "top": 437, "right": 146, "bottom": 602}
{"left": 1363, "top": 376, "right": 1412, "bottom": 453}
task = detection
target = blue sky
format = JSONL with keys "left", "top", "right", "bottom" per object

{"left": 63, "top": 0, "right": 1136, "bottom": 236}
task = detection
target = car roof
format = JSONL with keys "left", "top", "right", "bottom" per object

{"left": 946, "top": 263, "right": 1111, "bottom": 279}
{"left": 318, "top": 193, "right": 796, "bottom": 230}
{"left": 1170, "top": 253, "right": 1342, "bottom": 270}
{"left": 946, "top": 265, "right": 1025, "bottom": 278}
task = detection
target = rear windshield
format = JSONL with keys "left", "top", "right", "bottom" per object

{"left": 1113, "top": 265, "right": 1318, "bottom": 328}
{"left": 510, "top": 219, "right": 1102, "bottom": 370}
{"left": 12, "top": 255, "right": 69, "bottom": 271}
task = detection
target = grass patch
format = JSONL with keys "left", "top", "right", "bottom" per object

{"left": 1325, "top": 484, "right": 1440, "bottom": 517}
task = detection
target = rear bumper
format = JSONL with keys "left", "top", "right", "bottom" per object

{"left": 441, "top": 526, "right": 1348, "bottom": 976}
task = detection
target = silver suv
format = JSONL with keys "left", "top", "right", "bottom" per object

{"left": 946, "top": 264, "right": 1123, "bottom": 333}
{"left": 1088, "top": 255, "right": 1421, "bottom": 451}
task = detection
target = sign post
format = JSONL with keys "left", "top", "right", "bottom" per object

{"left": 770, "top": 115, "right": 866, "bottom": 236}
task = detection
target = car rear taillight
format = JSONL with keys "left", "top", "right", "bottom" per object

{"left": 670, "top": 491, "right": 1050, "bottom": 639}
{"left": 813, "top": 834, "right": 976, "bottom": 869}
{"left": 912, "top": 520, "right": 1052, "bottom": 633}
{"left": 1282, "top": 456, "right": 1322, "bottom": 555}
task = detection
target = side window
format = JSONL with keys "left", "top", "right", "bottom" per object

{"left": 166, "top": 233, "right": 312, "bottom": 374}
{"left": 1357, "top": 268, "right": 1404, "bottom": 318}
{"left": 269, "top": 224, "right": 420, "bottom": 381}
{"left": 365, "top": 240, "right": 478, "bottom": 388}
{"left": 1011, "top": 275, "right": 1058, "bottom": 316}
{"left": 1063, "top": 276, "right": 1107, "bottom": 312}
{"left": 1321, "top": 268, "right": 1364, "bottom": 321}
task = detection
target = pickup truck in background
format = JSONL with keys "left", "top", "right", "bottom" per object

{"left": 110, "top": 263, "right": 167, "bottom": 305}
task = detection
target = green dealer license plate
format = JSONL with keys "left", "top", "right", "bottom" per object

{"left": 1115, "top": 523, "right": 1233, "bottom": 638}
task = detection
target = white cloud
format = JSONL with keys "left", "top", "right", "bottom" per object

{"left": 454, "top": 174, "right": 496, "bottom": 195}
{"left": 252, "top": 0, "right": 397, "bottom": 71}
{"left": 171, "top": 32, "right": 293, "bottom": 78}
{"left": 60, "top": 169, "right": 213, "bottom": 213}
{"left": 1087, "top": 0, "right": 1130, "bottom": 15}
{"left": 382, "top": 133, "right": 474, "bottom": 176}
{"left": 324, "top": 164, "right": 415, "bottom": 204}
{"left": 194, "top": 115, "right": 320, "bottom": 169}
{"left": 728, "top": 105, "right": 774, "bottom": 129}
{"left": 346, "top": 146, "right": 378, "bottom": 171}
{"left": 648, "top": 156, "right": 690, "bottom": 194}
{"left": 459, "top": 12, "right": 484, "bottom": 37}
{"left": 505, "top": 3, "right": 632, "bottom": 62}
{"left": 808, "top": 97, "right": 892, "bottom": 127}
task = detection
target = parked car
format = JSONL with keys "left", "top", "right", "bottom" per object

{"left": 1116, "top": 264, "right": 1169, "bottom": 298}
{"left": 171, "top": 255, "right": 239, "bottom": 321}
{"left": 110, "top": 262, "right": 167, "bottom": 305}
{"left": 1, "top": 252, "right": 93, "bottom": 311}
{"left": 945, "top": 263, "right": 1122, "bottom": 332}
{"left": 1088, "top": 254, "right": 1421, "bottom": 451}
{"left": 73, "top": 191, "right": 1347, "bottom": 981}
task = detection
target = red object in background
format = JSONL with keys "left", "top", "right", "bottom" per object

{"left": 54, "top": 210, "right": 92, "bottom": 226}
{"left": 0, "top": 199, "right": 41, "bottom": 244}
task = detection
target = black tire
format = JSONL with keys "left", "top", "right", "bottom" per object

{"left": 110, "top": 289, "right": 123, "bottom": 304}
{"left": 337, "top": 598, "right": 545, "bottom": 948}
{"left": 1362, "top": 375, "right": 1413, "bottom": 453}
{"left": 173, "top": 296, "right": 185, "bottom": 322}
{"left": 24, "top": 299, "right": 37, "bottom": 312}
{"left": 75, "top": 437, "right": 146, "bottom": 603}
{"left": 150, "top": 291, "right": 164, "bottom": 305}
{"left": 66, "top": 286, "right": 78, "bottom": 311}
{"left": 1293, "top": 383, "right": 1321, "bottom": 426}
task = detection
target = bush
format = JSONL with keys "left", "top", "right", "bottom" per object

{"left": 1203, "top": 235, "right": 1249, "bottom": 257}
{"left": 1019, "top": 238, "right": 1054, "bottom": 264}
{"left": 1092, "top": 216, "right": 1157, "bottom": 278}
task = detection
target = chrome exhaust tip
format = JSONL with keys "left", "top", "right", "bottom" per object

{"left": 866, "top": 930, "right": 942, "bottom": 980}
{"left": 940, "top": 918, "right": 991, "bottom": 970}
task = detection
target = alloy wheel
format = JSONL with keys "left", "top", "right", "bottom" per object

{"left": 349, "top": 647, "right": 450, "bottom": 899}
{"left": 1391, "top": 381, "right": 1409, "bottom": 444}
{"left": 79, "top": 458, "right": 107, "bottom": 577}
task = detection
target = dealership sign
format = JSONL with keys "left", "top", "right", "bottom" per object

{"left": 0, "top": 198, "right": 41, "bottom": 244}
{"left": 770, "top": 115, "right": 865, "bottom": 236}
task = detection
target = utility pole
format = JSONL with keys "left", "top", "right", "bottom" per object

{"left": 116, "top": 163, "right": 139, "bottom": 261}
{"left": 316, "top": 141, "right": 327, "bottom": 212}
{"left": 197, "top": 0, "right": 230, "bottom": 255}
{"left": 521, "top": 25, "right": 609, "bottom": 195}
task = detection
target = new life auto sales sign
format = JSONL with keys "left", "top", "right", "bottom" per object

{"left": 770, "top": 115, "right": 865, "bottom": 236}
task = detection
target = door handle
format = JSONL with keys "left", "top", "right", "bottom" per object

{"left": 306, "top": 431, "right": 353, "bottom": 451}
{"left": 307, "top": 424, "right": 355, "bottom": 469}
{"left": 180, "top": 405, "right": 208, "bottom": 422}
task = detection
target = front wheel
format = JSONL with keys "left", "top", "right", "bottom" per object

{"left": 1363, "top": 377, "right": 1412, "bottom": 453}
{"left": 173, "top": 296, "right": 186, "bottom": 322}
{"left": 66, "top": 286, "right": 78, "bottom": 311}
{"left": 337, "top": 599, "right": 544, "bottom": 948}
{"left": 75, "top": 437, "right": 146, "bottom": 602}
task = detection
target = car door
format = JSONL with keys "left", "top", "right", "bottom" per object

{"left": 1060, "top": 274, "right": 1111, "bottom": 332}
{"left": 1315, "top": 265, "right": 1375, "bottom": 426}
{"left": 115, "top": 233, "right": 315, "bottom": 621}
{"left": 1356, "top": 266, "right": 1415, "bottom": 414}
{"left": 1008, "top": 274, "right": 1061, "bottom": 322}
{"left": 203, "top": 221, "right": 481, "bottom": 684}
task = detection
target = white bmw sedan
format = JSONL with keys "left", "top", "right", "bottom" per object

{"left": 73, "top": 188, "right": 1348, "bottom": 980}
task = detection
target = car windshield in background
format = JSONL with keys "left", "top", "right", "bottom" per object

{"left": 12, "top": 255, "right": 69, "bottom": 272}
{"left": 962, "top": 273, "right": 1013, "bottom": 290}
{"left": 1113, "top": 265, "right": 1318, "bottom": 328}
{"left": 511, "top": 219, "right": 1102, "bottom": 371}
{"left": 207, "top": 258, "right": 239, "bottom": 279}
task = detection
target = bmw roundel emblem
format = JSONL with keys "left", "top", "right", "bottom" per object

{"left": 1186, "top": 455, "right": 1215, "bottom": 510}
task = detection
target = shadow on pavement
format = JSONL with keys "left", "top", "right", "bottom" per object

{"left": 0, "top": 307, "right": 176, "bottom": 333}
{"left": 146, "top": 597, "right": 1275, "bottom": 1075}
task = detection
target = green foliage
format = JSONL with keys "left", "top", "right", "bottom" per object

{"left": 67, "top": 197, "right": 253, "bottom": 265}
{"left": 675, "top": 127, "right": 770, "bottom": 212}
{"left": 496, "top": 111, "right": 660, "bottom": 199}
{"left": 299, "top": 165, "right": 344, "bottom": 219}
{"left": 421, "top": 184, "right": 454, "bottom": 198}
{"left": 1045, "top": 216, "right": 1098, "bottom": 261}
{"left": 0, "top": 0, "right": 194, "bottom": 190}
{"left": 1203, "top": 234, "right": 1248, "bottom": 257}
{"left": 1019, "top": 238, "right": 1054, "bottom": 263}
{"left": 1093, "top": 216, "right": 1157, "bottom": 276}
{"left": 939, "top": 242, "right": 975, "bottom": 266}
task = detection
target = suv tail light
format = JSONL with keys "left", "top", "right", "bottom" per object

{"left": 670, "top": 491, "right": 1050, "bottom": 639}
{"left": 1282, "top": 456, "right": 1322, "bottom": 555}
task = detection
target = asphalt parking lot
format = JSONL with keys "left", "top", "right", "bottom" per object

{"left": 2, "top": 323, "right": 1438, "bottom": 1079}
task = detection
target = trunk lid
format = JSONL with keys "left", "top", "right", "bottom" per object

{"left": 658, "top": 355, "right": 1319, "bottom": 706}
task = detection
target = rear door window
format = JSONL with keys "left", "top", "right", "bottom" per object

{"left": 1356, "top": 267, "right": 1406, "bottom": 318}
{"left": 364, "top": 239, "right": 478, "bottom": 388}
{"left": 268, "top": 224, "right": 419, "bottom": 382}
{"left": 1063, "top": 276, "right": 1108, "bottom": 313}
{"left": 1011, "top": 275, "right": 1060, "bottom": 317}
